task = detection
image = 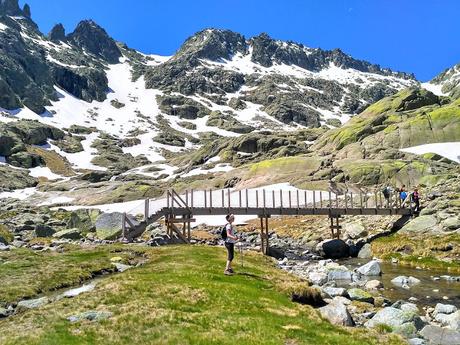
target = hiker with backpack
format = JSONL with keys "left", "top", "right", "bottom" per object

{"left": 222, "top": 214, "right": 238, "bottom": 276}
{"left": 399, "top": 185, "right": 408, "bottom": 207}
{"left": 411, "top": 187, "right": 421, "bottom": 213}
{"left": 382, "top": 184, "right": 392, "bottom": 207}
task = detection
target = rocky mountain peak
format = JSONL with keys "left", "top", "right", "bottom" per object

{"left": 22, "top": 3, "right": 30, "bottom": 18}
{"left": 48, "top": 23, "right": 66, "bottom": 42}
{"left": 0, "top": 0, "right": 25, "bottom": 16}
{"left": 429, "top": 62, "right": 460, "bottom": 99}
{"left": 176, "top": 28, "right": 247, "bottom": 61}
{"left": 67, "top": 19, "right": 122, "bottom": 63}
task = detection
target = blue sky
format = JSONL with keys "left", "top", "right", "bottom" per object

{"left": 21, "top": 0, "right": 460, "bottom": 81}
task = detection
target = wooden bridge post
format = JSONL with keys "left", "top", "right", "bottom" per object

{"left": 329, "top": 215, "right": 342, "bottom": 239}
{"left": 144, "top": 199, "right": 149, "bottom": 222}
{"left": 227, "top": 189, "right": 231, "bottom": 213}
{"left": 259, "top": 215, "right": 270, "bottom": 255}
{"left": 191, "top": 189, "right": 194, "bottom": 211}
{"left": 122, "top": 212, "right": 127, "bottom": 239}
{"left": 263, "top": 189, "right": 266, "bottom": 211}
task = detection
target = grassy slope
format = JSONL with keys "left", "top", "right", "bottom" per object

{"left": 0, "top": 245, "right": 404, "bottom": 345}
{"left": 0, "top": 244, "right": 145, "bottom": 304}
{"left": 372, "top": 233, "right": 460, "bottom": 273}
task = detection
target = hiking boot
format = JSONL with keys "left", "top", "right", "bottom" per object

{"left": 224, "top": 270, "right": 233, "bottom": 276}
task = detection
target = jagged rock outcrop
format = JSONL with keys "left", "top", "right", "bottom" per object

{"left": 145, "top": 28, "right": 415, "bottom": 126}
{"left": 48, "top": 23, "right": 66, "bottom": 42}
{"left": 22, "top": 3, "right": 30, "bottom": 18}
{"left": 0, "top": 0, "right": 25, "bottom": 16}
{"left": 67, "top": 20, "right": 122, "bottom": 63}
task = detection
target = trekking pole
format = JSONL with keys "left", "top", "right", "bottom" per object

{"left": 239, "top": 237, "right": 244, "bottom": 268}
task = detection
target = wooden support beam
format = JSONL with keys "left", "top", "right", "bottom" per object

{"left": 167, "top": 218, "right": 196, "bottom": 223}
{"left": 265, "top": 216, "right": 269, "bottom": 255}
{"left": 169, "top": 223, "right": 190, "bottom": 244}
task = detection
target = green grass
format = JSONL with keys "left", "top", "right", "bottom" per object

{"left": 0, "top": 244, "right": 145, "bottom": 304}
{"left": 0, "top": 224, "right": 14, "bottom": 244}
{"left": 0, "top": 245, "right": 404, "bottom": 345}
{"left": 372, "top": 233, "right": 460, "bottom": 273}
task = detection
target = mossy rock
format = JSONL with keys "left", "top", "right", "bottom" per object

{"left": 110, "top": 99, "right": 125, "bottom": 109}
{"left": 326, "top": 118, "right": 342, "bottom": 128}
{"left": 6, "top": 151, "right": 44, "bottom": 168}
{"left": 0, "top": 165, "right": 38, "bottom": 190}
{"left": 335, "top": 159, "right": 434, "bottom": 186}
{"left": 51, "top": 135, "right": 84, "bottom": 153}
{"left": 156, "top": 94, "right": 211, "bottom": 119}
{"left": 0, "top": 224, "right": 14, "bottom": 245}
{"left": 53, "top": 228, "right": 82, "bottom": 240}
{"left": 67, "top": 124, "right": 97, "bottom": 134}
{"left": 178, "top": 121, "right": 197, "bottom": 130}
{"left": 206, "top": 111, "right": 254, "bottom": 134}
{"left": 400, "top": 215, "right": 438, "bottom": 234}
{"left": 228, "top": 97, "right": 246, "bottom": 110}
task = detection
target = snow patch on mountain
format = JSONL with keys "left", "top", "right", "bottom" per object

{"left": 48, "top": 132, "right": 107, "bottom": 171}
{"left": 400, "top": 142, "right": 460, "bottom": 163}
{"left": 420, "top": 82, "right": 446, "bottom": 96}
{"left": 29, "top": 166, "right": 66, "bottom": 180}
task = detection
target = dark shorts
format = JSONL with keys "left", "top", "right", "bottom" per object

{"left": 225, "top": 242, "right": 234, "bottom": 262}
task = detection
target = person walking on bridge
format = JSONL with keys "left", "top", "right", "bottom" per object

{"left": 399, "top": 185, "right": 408, "bottom": 207}
{"left": 411, "top": 187, "right": 421, "bottom": 213}
{"left": 224, "top": 214, "right": 238, "bottom": 276}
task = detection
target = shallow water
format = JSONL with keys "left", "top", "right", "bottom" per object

{"left": 338, "top": 258, "right": 460, "bottom": 308}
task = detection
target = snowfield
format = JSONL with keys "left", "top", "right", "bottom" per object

{"left": 401, "top": 142, "right": 460, "bottom": 163}
{"left": 420, "top": 82, "right": 446, "bottom": 96}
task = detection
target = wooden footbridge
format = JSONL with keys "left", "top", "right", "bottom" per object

{"left": 122, "top": 188, "right": 415, "bottom": 254}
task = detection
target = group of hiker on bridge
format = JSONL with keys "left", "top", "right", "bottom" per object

{"left": 382, "top": 184, "right": 421, "bottom": 213}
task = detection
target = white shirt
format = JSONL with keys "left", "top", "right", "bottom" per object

{"left": 225, "top": 223, "right": 237, "bottom": 243}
